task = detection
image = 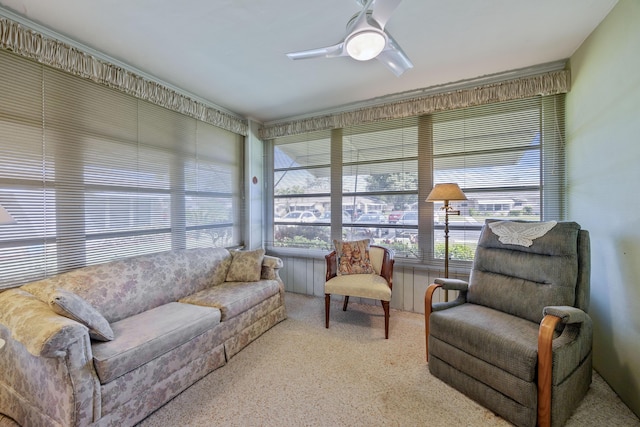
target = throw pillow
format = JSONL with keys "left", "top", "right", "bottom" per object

{"left": 226, "top": 249, "right": 265, "bottom": 282}
{"left": 334, "top": 239, "right": 375, "bottom": 275}
{"left": 49, "top": 288, "right": 114, "bottom": 341}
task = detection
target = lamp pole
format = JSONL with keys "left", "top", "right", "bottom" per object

{"left": 426, "top": 183, "right": 467, "bottom": 303}
{"left": 442, "top": 201, "right": 461, "bottom": 301}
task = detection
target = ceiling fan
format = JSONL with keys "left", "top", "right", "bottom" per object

{"left": 286, "top": 0, "right": 413, "bottom": 76}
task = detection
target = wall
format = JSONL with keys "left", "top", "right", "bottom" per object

{"left": 566, "top": 0, "right": 640, "bottom": 417}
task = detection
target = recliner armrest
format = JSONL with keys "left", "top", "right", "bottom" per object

{"left": 424, "top": 281, "right": 468, "bottom": 362}
{"left": 434, "top": 278, "right": 469, "bottom": 291}
{"left": 543, "top": 305, "right": 588, "bottom": 324}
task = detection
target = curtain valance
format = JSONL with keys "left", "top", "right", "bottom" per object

{"left": 260, "top": 70, "right": 570, "bottom": 140}
{"left": 0, "top": 16, "right": 248, "bottom": 136}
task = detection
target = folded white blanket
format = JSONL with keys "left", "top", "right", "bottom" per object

{"left": 488, "top": 220, "right": 557, "bottom": 247}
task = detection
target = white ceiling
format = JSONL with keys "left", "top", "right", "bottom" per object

{"left": 0, "top": 0, "right": 618, "bottom": 124}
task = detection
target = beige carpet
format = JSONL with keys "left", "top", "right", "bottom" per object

{"left": 138, "top": 292, "right": 640, "bottom": 427}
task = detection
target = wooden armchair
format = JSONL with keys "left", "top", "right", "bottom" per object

{"left": 325, "top": 244, "right": 394, "bottom": 338}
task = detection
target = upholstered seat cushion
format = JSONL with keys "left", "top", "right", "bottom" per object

{"left": 429, "top": 302, "right": 593, "bottom": 412}
{"left": 325, "top": 274, "right": 391, "bottom": 301}
{"left": 92, "top": 302, "right": 221, "bottom": 384}
{"left": 430, "top": 304, "right": 541, "bottom": 382}
{"left": 179, "top": 280, "right": 281, "bottom": 321}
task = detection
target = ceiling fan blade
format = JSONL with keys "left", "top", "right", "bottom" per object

{"left": 371, "top": 0, "right": 402, "bottom": 29}
{"left": 377, "top": 34, "right": 413, "bottom": 76}
{"left": 286, "top": 42, "right": 345, "bottom": 60}
{"left": 349, "top": 0, "right": 377, "bottom": 32}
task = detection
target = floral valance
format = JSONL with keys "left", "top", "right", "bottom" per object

{"left": 0, "top": 16, "right": 248, "bottom": 136}
{"left": 260, "top": 69, "right": 570, "bottom": 140}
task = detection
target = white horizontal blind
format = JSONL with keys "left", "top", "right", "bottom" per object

{"left": 429, "top": 96, "right": 565, "bottom": 263}
{"left": 271, "top": 130, "right": 332, "bottom": 249}
{"left": 342, "top": 117, "right": 422, "bottom": 257}
{"left": 0, "top": 50, "right": 243, "bottom": 288}
{"left": 268, "top": 95, "right": 566, "bottom": 263}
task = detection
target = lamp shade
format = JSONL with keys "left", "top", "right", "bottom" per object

{"left": 345, "top": 30, "right": 386, "bottom": 61}
{"left": 0, "top": 205, "right": 16, "bottom": 225}
{"left": 426, "top": 183, "right": 467, "bottom": 203}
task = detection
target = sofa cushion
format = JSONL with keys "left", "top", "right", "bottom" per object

{"left": 92, "top": 302, "right": 221, "bottom": 384}
{"left": 179, "top": 280, "right": 280, "bottom": 321}
{"left": 48, "top": 288, "right": 114, "bottom": 341}
{"left": 225, "top": 249, "right": 265, "bottom": 282}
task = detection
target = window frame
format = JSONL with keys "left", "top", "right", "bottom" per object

{"left": 267, "top": 95, "right": 566, "bottom": 269}
{"left": 0, "top": 50, "right": 244, "bottom": 288}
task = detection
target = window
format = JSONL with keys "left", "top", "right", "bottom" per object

{"left": 0, "top": 50, "right": 243, "bottom": 288}
{"left": 341, "top": 118, "right": 420, "bottom": 257}
{"left": 272, "top": 130, "right": 332, "bottom": 250}
{"left": 269, "top": 95, "right": 565, "bottom": 264}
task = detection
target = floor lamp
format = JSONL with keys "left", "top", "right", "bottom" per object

{"left": 426, "top": 183, "right": 467, "bottom": 302}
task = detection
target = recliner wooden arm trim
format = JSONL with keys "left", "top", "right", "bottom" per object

{"left": 538, "top": 314, "right": 562, "bottom": 427}
{"left": 424, "top": 283, "right": 442, "bottom": 362}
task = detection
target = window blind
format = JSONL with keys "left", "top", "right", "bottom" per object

{"left": 269, "top": 95, "right": 566, "bottom": 265}
{"left": 0, "top": 50, "right": 243, "bottom": 288}
{"left": 271, "top": 130, "right": 332, "bottom": 250}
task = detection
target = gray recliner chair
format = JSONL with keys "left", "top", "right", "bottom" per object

{"left": 425, "top": 220, "right": 592, "bottom": 427}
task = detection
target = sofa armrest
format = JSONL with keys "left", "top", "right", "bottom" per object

{"left": 262, "top": 254, "right": 283, "bottom": 271}
{"left": 0, "top": 288, "right": 101, "bottom": 426}
{"left": 261, "top": 255, "right": 284, "bottom": 286}
{"left": 0, "top": 288, "right": 88, "bottom": 358}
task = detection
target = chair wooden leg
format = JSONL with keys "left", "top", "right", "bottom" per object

{"left": 325, "top": 294, "right": 330, "bottom": 329}
{"left": 342, "top": 295, "right": 350, "bottom": 311}
{"left": 382, "top": 300, "right": 390, "bottom": 339}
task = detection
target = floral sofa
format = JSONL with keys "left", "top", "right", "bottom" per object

{"left": 0, "top": 247, "right": 286, "bottom": 427}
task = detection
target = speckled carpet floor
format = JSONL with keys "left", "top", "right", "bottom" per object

{"left": 137, "top": 292, "right": 639, "bottom": 427}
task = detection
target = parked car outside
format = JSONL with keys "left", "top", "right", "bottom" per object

{"left": 344, "top": 208, "right": 363, "bottom": 221}
{"left": 349, "top": 212, "right": 389, "bottom": 238}
{"left": 395, "top": 210, "right": 418, "bottom": 239}
{"left": 318, "top": 211, "right": 352, "bottom": 223}
{"left": 275, "top": 210, "right": 317, "bottom": 223}
{"left": 387, "top": 210, "right": 404, "bottom": 224}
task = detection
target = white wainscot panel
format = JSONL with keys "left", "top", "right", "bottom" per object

{"left": 276, "top": 253, "right": 466, "bottom": 315}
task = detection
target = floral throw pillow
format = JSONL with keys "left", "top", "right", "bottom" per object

{"left": 49, "top": 288, "right": 114, "bottom": 341}
{"left": 334, "top": 239, "right": 375, "bottom": 276}
{"left": 225, "top": 249, "right": 265, "bottom": 282}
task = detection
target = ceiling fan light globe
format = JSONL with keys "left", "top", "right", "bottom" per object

{"left": 345, "top": 30, "right": 386, "bottom": 61}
